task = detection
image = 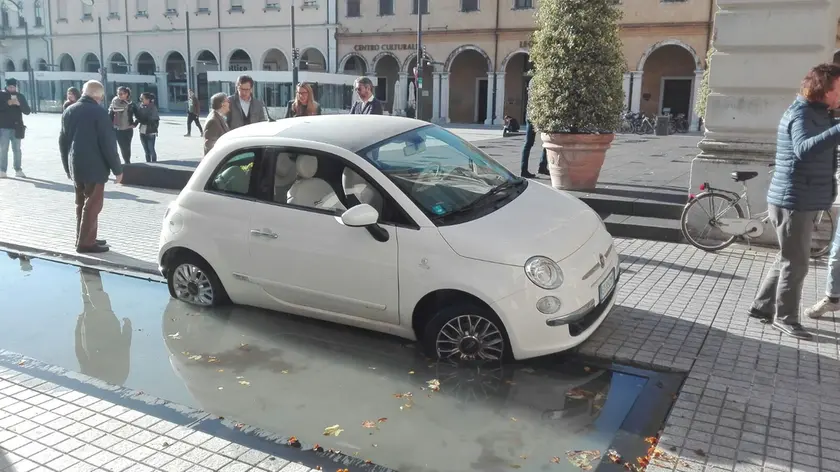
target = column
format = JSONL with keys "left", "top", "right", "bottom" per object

{"left": 432, "top": 71, "right": 442, "bottom": 123}
{"left": 630, "top": 71, "right": 643, "bottom": 113}
{"left": 440, "top": 72, "right": 450, "bottom": 123}
{"left": 155, "top": 72, "right": 169, "bottom": 112}
{"left": 484, "top": 72, "right": 494, "bottom": 125}
{"left": 690, "top": 0, "right": 840, "bottom": 245}
{"left": 688, "top": 69, "right": 704, "bottom": 132}
{"left": 622, "top": 72, "right": 631, "bottom": 111}
{"left": 398, "top": 71, "right": 408, "bottom": 117}
{"left": 493, "top": 72, "right": 506, "bottom": 126}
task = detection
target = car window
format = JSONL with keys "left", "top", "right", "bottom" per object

{"left": 257, "top": 147, "right": 414, "bottom": 227}
{"left": 207, "top": 150, "right": 257, "bottom": 196}
{"left": 357, "top": 125, "right": 518, "bottom": 220}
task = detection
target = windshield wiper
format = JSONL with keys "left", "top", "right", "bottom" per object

{"left": 436, "top": 178, "right": 525, "bottom": 220}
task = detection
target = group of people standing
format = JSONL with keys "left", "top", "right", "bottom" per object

{"left": 63, "top": 85, "right": 160, "bottom": 164}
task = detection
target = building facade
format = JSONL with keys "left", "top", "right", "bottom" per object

{"left": 37, "top": 0, "right": 341, "bottom": 111}
{"left": 336, "top": 0, "right": 714, "bottom": 128}
{"left": 0, "top": 0, "right": 51, "bottom": 109}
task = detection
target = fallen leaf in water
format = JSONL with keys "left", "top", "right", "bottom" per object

{"left": 365, "top": 460, "right": 372, "bottom": 464}
{"left": 16, "top": 360, "right": 24, "bottom": 366}
{"left": 509, "top": 465, "right": 521, "bottom": 469}
{"left": 217, "top": 369, "right": 224, "bottom": 373}
{"left": 584, "top": 366, "right": 591, "bottom": 372}
{"left": 217, "top": 387, "right": 223, "bottom": 390}
{"left": 281, "top": 370, "right": 289, "bottom": 374}
{"left": 566, "top": 450, "right": 600, "bottom": 470}
{"left": 426, "top": 379, "right": 441, "bottom": 391}
{"left": 236, "top": 376, "right": 244, "bottom": 379}
{"left": 315, "top": 467, "right": 322, "bottom": 471}
{"left": 368, "top": 366, "right": 376, "bottom": 370}
{"left": 510, "top": 417, "right": 518, "bottom": 422}
{"left": 323, "top": 425, "right": 344, "bottom": 436}
{"left": 377, "top": 417, "right": 387, "bottom": 423}
{"left": 353, "top": 452, "right": 359, "bottom": 456}
{"left": 607, "top": 450, "right": 622, "bottom": 463}
{"left": 362, "top": 421, "right": 376, "bottom": 429}
{"left": 188, "top": 355, "right": 202, "bottom": 361}
{"left": 288, "top": 436, "right": 301, "bottom": 447}
{"left": 505, "top": 380, "right": 516, "bottom": 385}
{"left": 239, "top": 343, "right": 251, "bottom": 351}
{"left": 372, "top": 444, "right": 378, "bottom": 447}
{"left": 238, "top": 380, "right": 250, "bottom": 386}
{"left": 336, "top": 469, "right": 349, "bottom": 472}
{"left": 550, "top": 457, "right": 560, "bottom": 464}
{"left": 394, "top": 392, "right": 413, "bottom": 398}
{"left": 520, "top": 455, "right": 527, "bottom": 460}
{"left": 408, "top": 371, "right": 415, "bottom": 375}
{"left": 403, "top": 402, "right": 413, "bottom": 409}
{"left": 208, "top": 356, "right": 219, "bottom": 363}
{"left": 644, "top": 437, "right": 657, "bottom": 445}
{"left": 235, "top": 423, "right": 245, "bottom": 429}
{"left": 167, "top": 332, "right": 182, "bottom": 339}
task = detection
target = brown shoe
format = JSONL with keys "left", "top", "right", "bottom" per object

{"left": 77, "top": 245, "right": 109, "bottom": 254}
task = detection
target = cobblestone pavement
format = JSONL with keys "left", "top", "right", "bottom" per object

{"left": 0, "top": 355, "right": 382, "bottom": 472}
{"left": 3, "top": 115, "right": 840, "bottom": 471}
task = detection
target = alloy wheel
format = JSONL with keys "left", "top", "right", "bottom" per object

{"left": 435, "top": 314, "right": 505, "bottom": 361}
{"left": 172, "top": 263, "right": 214, "bottom": 306}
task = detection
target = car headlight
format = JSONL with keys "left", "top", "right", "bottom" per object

{"left": 524, "top": 256, "right": 564, "bottom": 290}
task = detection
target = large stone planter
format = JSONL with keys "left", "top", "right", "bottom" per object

{"left": 541, "top": 133, "right": 615, "bottom": 190}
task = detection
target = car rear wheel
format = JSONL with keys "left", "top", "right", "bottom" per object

{"left": 422, "top": 303, "right": 511, "bottom": 362}
{"left": 166, "top": 254, "right": 228, "bottom": 307}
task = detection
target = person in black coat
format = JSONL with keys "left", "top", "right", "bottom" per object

{"left": 349, "top": 77, "right": 384, "bottom": 115}
{"left": 0, "top": 78, "right": 31, "bottom": 178}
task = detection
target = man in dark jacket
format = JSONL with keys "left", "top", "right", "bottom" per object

{"left": 0, "top": 78, "right": 31, "bottom": 178}
{"left": 59, "top": 80, "right": 123, "bottom": 254}
{"left": 350, "top": 77, "right": 384, "bottom": 115}
{"left": 750, "top": 63, "right": 840, "bottom": 340}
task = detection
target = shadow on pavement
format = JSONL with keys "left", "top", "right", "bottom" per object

{"left": 14, "top": 177, "right": 159, "bottom": 204}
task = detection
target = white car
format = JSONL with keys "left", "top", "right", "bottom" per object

{"left": 158, "top": 115, "right": 619, "bottom": 361}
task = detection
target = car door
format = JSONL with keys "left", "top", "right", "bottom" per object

{"left": 245, "top": 146, "right": 401, "bottom": 326}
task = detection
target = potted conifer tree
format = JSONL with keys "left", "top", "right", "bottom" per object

{"left": 527, "top": 0, "right": 625, "bottom": 190}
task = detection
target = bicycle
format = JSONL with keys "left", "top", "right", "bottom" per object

{"left": 634, "top": 113, "right": 655, "bottom": 135}
{"left": 680, "top": 164, "right": 835, "bottom": 258}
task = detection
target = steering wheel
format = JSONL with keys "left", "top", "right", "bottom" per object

{"left": 418, "top": 163, "right": 443, "bottom": 182}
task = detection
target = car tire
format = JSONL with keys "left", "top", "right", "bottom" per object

{"left": 421, "top": 303, "right": 512, "bottom": 362}
{"left": 166, "top": 253, "right": 229, "bottom": 307}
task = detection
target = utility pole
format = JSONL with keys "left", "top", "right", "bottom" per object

{"left": 185, "top": 7, "right": 192, "bottom": 94}
{"left": 97, "top": 15, "right": 105, "bottom": 92}
{"left": 22, "top": 11, "right": 35, "bottom": 112}
{"left": 415, "top": 1, "right": 423, "bottom": 120}
{"left": 291, "top": 2, "right": 298, "bottom": 87}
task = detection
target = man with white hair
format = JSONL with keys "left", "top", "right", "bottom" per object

{"left": 59, "top": 80, "right": 123, "bottom": 254}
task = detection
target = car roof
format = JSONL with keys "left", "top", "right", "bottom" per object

{"left": 221, "top": 115, "right": 430, "bottom": 153}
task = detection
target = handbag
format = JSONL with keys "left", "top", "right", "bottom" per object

{"left": 14, "top": 123, "right": 25, "bottom": 140}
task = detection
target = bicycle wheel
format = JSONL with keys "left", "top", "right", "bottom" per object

{"left": 619, "top": 120, "right": 634, "bottom": 134}
{"left": 668, "top": 122, "right": 676, "bottom": 135}
{"left": 810, "top": 209, "right": 835, "bottom": 259}
{"left": 681, "top": 192, "right": 746, "bottom": 252}
{"left": 634, "top": 121, "right": 645, "bottom": 135}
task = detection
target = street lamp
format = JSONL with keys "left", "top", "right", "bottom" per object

{"left": 2, "top": 0, "right": 36, "bottom": 112}
{"left": 291, "top": 1, "right": 298, "bottom": 87}
{"left": 79, "top": 0, "right": 106, "bottom": 93}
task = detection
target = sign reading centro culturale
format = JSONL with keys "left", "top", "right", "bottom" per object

{"left": 353, "top": 44, "right": 417, "bottom": 52}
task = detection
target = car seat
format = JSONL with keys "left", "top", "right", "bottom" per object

{"left": 287, "top": 155, "right": 345, "bottom": 211}
{"left": 342, "top": 168, "right": 383, "bottom": 214}
{"left": 274, "top": 153, "right": 297, "bottom": 201}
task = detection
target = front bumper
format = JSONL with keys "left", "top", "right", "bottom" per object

{"left": 490, "top": 234, "right": 620, "bottom": 360}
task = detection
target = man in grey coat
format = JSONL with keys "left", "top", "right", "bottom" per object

{"left": 59, "top": 80, "right": 123, "bottom": 254}
{"left": 227, "top": 75, "right": 267, "bottom": 130}
{"left": 750, "top": 63, "right": 840, "bottom": 340}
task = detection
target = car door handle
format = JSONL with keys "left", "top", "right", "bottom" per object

{"left": 250, "top": 229, "right": 278, "bottom": 239}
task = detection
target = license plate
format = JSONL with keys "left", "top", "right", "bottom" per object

{"left": 598, "top": 268, "right": 616, "bottom": 303}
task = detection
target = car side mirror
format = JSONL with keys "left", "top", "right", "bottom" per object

{"left": 340, "top": 204, "right": 379, "bottom": 227}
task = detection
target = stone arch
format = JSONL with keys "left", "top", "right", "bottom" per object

{"left": 371, "top": 51, "right": 400, "bottom": 72}
{"left": 193, "top": 49, "right": 218, "bottom": 67}
{"left": 57, "top": 53, "right": 75, "bottom": 71}
{"left": 20, "top": 59, "right": 30, "bottom": 71}
{"left": 402, "top": 51, "right": 436, "bottom": 73}
{"left": 4, "top": 59, "right": 14, "bottom": 72}
{"left": 226, "top": 48, "right": 255, "bottom": 70}
{"left": 81, "top": 53, "right": 100, "bottom": 73}
{"left": 134, "top": 51, "right": 157, "bottom": 74}
{"left": 338, "top": 52, "right": 370, "bottom": 74}
{"left": 445, "top": 44, "right": 492, "bottom": 73}
{"left": 259, "top": 48, "right": 289, "bottom": 71}
{"left": 37, "top": 58, "right": 48, "bottom": 71}
{"left": 499, "top": 49, "right": 529, "bottom": 72}
{"left": 637, "top": 39, "right": 702, "bottom": 72}
{"left": 108, "top": 52, "right": 129, "bottom": 73}
{"left": 300, "top": 46, "right": 327, "bottom": 71}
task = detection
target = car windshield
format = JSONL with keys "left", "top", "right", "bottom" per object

{"left": 357, "top": 125, "right": 521, "bottom": 220}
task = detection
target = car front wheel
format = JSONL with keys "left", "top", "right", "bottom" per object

{"left": 166, "top": 254, "right": 228, "bottom": 307}
{"left": 422, "top": 303, "right": 510, "bottom": 362}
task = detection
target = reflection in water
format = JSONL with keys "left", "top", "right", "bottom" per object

{"left": 75, "top": 268, "right": 133, "bottom": 385}
{"left": 161, "top": 299, "right": 643, "bottom": 472}
{"left": 7, "top": 253, "right": 32, "bottom": 273}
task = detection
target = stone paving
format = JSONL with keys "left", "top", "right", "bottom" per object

{"left": 2, "top": 115, "right": 840, "bottom": 471}
{"left": 0, "top": 360, "right": 369, "bottom": 472}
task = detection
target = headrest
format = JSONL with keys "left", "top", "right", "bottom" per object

{"left": 342, "top": 167, "right": 366, "bottom": 193}
{"left": 296, "top": 155, "right": 318, "bottom": 179}
{"left": 275, "top": 154, "right": 295, "bottom": 177}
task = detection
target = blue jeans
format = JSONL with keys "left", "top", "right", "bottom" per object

{"left": 826, "top": 217, "right": 840, "bottom": 297}
{"left": 140, "top": 134, "right": 157, "bottom": 163}
{"left": 0, "top": 128, "right": 22, "bottom": 172}
{"left": 519, "top": 120, "right": 547, "bottom": 174}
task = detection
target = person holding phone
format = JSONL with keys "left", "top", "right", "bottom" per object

{"left": 0, "top": 78, "right": 31, "bottom": 178}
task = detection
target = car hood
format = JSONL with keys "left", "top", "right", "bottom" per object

{"left": 437, "top": 181, "right": 603, "bottom": 266}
